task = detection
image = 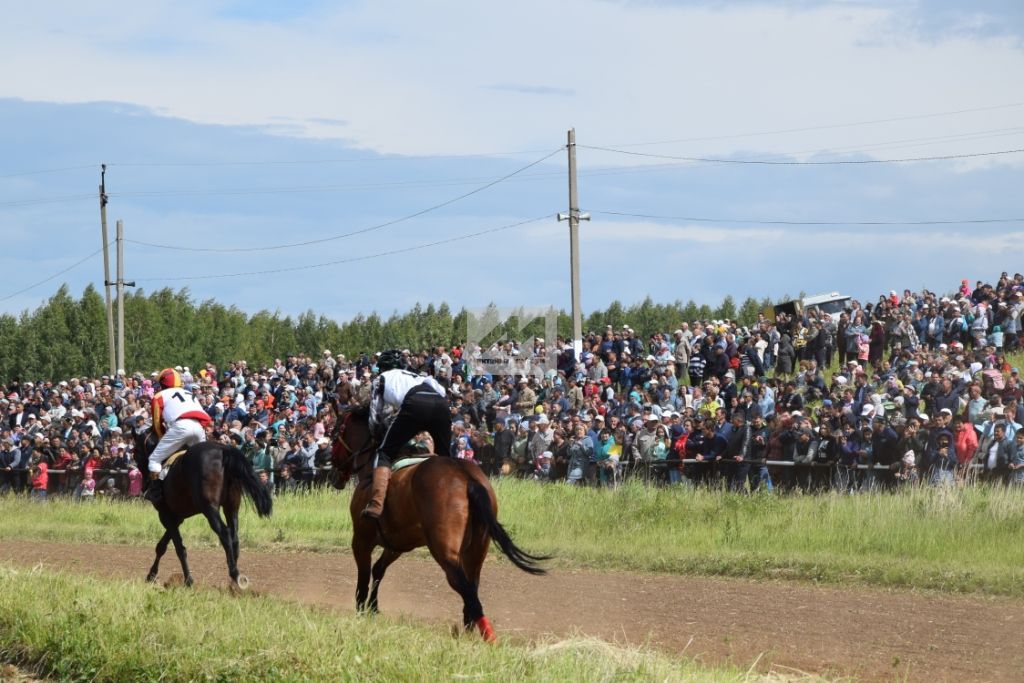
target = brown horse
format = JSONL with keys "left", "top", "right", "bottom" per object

{"left": 131, "top": 424, "right": 272, "bottom": 590}
{"left": 331, "top": 406, "right": 546, "bottom": 641}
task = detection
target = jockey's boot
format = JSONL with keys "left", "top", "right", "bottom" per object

{"left": 361, "top": 466, "right": 391, "bottom": 520}
{"left": 144, "top": 473, "right": 163, "bottom": 504}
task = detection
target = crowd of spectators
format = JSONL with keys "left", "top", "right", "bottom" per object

{"left": 1, "top": 270, "right": 1023, "bottom": 499}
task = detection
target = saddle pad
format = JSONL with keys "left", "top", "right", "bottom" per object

{"left": 392, "top": 456, "right": 430, "bottom": 472}
{"left": 164, "top": 449, "right": 188, "bottom": 470}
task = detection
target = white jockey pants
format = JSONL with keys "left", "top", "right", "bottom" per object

{"left": 148, "top": 419, "right": 206, "bottom": 474}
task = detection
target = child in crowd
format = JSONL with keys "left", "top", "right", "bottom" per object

{"left": 127, "top": 466, "right": 143, "bottom": 498}
{"left": 533, "top": 450, "right": 552, "bottom": 481}
{"left": 80, "top": 468, "right": 96, "bottom": 499}
{"left": 30, "top": 460, "right": 48, "bottom": 501}
{"left": 990, "top": 325, "right": 1004, "bottom": 351}
{"left": 897, "top": 450, "right": 918, "bottom": 484}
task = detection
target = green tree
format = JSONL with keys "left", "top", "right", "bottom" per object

{"left": 716, "top": 295, "right": 737, "bottom": 322}
{"left": 737, "top": 297, "right": 761, "bottom": 327}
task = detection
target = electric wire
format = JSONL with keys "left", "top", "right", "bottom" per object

{"left": 0, "top": 164, "right": 97, "bottom": 180}
{"left": 587, "top": 209, "right": 1024, "bottom": 227}
{"left": 133, "top": 215, "right": 549, "bottom": 283}
{"left": 124, "top": 148, "right": 562, "bottom": 253}
{"left": 0, "top": 245, "right": 106, "bottom": 303}
{"left": 577, "top": 145, "right": 1024, "bottom": 166}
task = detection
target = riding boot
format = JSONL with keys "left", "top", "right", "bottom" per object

{"left": 144, "top": 473, "right": 163, "bottom": 504}
{"left": 361, "top": 466, "right": 391, "bottom": 519}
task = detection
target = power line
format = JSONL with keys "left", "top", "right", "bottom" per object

{"left": 598, "top": 102, "right": 1024, "bottom": 149}
{"left": 0, "top": 194, "right": 95, "bottom": 208}
{"left": 107, "top": 148, "right": 559, "bottom": 168}
{"left": 588, "top": 209, "right": 1024, "bottom": 227}
{"left": 4, "top": 127, "right": 1021, "bottom": 211}
{"left": 134, "top": 215, "right": 550, "bottom": 283}
{"left": 97, "top": 126, "right": 1024, "bottom": 200}
{"left": 0, "top": 164, "right": 97, "bottom": 180}
{"left": 109, "top": 173, "right": 538, "bottom": 199}
{"left": 125, "top": 148, "right": 562, "bottom": 253}
{"left": 577, "top": 145, "right": 1024, "bottom": 166}
{"left": 0, "top": 245, "right": 106, "bottom": 304}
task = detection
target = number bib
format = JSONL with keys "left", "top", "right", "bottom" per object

{"left": 156, "top": 388, "right": 205, "bottom": 423}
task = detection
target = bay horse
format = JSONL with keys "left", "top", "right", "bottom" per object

{"left": 130, "top": 423, "right": 272, "bottom": 590}
{"left": 331, "top": 406, "right": 546, "bottom": 641}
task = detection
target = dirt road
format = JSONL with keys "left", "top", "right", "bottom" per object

{"left": 3, "top": 540, "right": 1018, "bottom": 681}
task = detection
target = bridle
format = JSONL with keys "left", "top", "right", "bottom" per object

{"left": 330, "top": 411, "right": 376, "bottom": 487}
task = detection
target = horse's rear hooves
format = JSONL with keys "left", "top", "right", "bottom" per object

{"left": 476, "top": 616, "right": 497, "bottom": 643}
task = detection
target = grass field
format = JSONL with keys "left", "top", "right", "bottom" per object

{"left": 0, "top": 564, "right": 758, "bottom": 682}
{"left": 1, "top": 479, "right": 1022, "bottom": 596}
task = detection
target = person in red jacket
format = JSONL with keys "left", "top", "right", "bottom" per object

{"left": 30, "top": 460, "right": 48, "bottom": 501}
{"left": 145, "top": 368, "right": 212, "bottom": 503}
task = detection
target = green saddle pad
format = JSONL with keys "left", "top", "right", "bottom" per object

{"left": 392, "top": 456, "right": 430, "bottom": 472}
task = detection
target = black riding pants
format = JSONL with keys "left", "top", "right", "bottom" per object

{"left": 376, "top": 386, "right": 452, "bottom": 467}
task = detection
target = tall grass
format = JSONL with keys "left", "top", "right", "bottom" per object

{"left": 1, "top": 480, "right": 1022, "bottom": 595}
{"left": 491, "top": 480, "right": 1024, "bottom": 594}
{"left": 0, "top": 564, "right": 753, "bottom": 682}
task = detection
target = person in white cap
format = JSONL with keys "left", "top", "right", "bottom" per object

{"left": 526, "top": 414, "right": 553, "bottom": 473}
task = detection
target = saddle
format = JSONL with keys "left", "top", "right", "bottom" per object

{"left": 159, "top": 449, "right": 188, "bottom": 479}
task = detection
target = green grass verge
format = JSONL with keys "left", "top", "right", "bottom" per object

{"left": 1, "top": 480, "right": 1022, "bottom": 596}
{"left": 0, "top": 565, "right": 754, "bottom": 682}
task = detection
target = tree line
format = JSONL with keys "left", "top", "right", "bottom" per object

{"left": 0, "top": 285, "right": 780, "bottom": 381}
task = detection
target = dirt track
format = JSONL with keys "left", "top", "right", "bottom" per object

{"left": 2, "top": 540, "right": 1019, "bottom": 681}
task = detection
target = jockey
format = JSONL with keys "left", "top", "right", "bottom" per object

{"left": 145, "top": 368, "right": 212, "bottom": 503}
{"left": 362, "top": 349, "right": 452, "bottom": 519}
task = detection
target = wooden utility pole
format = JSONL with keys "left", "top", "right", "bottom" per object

{"left": 99, "top": 165, "right": 116, "bottom": 376}
{"left": 114, "top": 220, "right": 135, "bottom": 376}
{"left": 558, "top": 129, "right": 588, "bottom": 355}
{"left": 116, "top": 220, "right": 125, "bottom": 376}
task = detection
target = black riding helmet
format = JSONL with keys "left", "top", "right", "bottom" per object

{"left": 377, "top": 349, "right": 406, "bottom": 372}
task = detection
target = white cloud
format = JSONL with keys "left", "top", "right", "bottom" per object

{"left": 2, "top": 1, "right": 1023, "bottom": 159}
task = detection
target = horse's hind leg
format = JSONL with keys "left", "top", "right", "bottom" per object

{"left": 438, "top": 559, "right": 493, "bottom": 641}
{"left": 461, "top": 532, "right": 495, "bottom": 641}
{"left": 202, "top": 505, "right": 240, "bottom": 587}
{"left": 169, "top": 525, "right": 193, "bottom": 587}
{"left": 368, "top": 548, "right": 402, "bottom": 613}
{"left": 224, "top": 496, "right": 241, "bottom": 565}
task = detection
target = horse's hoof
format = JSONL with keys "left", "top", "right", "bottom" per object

{"left": 230, "top": 574, "right": 249, "bottom": 594}
{"left": 184, "top": 576, "right": 194, "bottom": 588}
{"left": 145, "top": 573, "right": 157, "bottom": 583}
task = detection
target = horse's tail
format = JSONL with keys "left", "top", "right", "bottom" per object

{"left": 222, "top": 447, "right": 273, "bottom": 518}
{"left": 466, "top": 478, "right": 547, "bottom": 575}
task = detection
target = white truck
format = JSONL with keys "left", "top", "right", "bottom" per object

{"left": 772, "top": 292, "right": 852, "bottom": 323}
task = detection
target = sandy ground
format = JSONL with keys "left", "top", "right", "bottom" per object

{"left": 2, "top": 539, "right": 1020, "bottom": 682}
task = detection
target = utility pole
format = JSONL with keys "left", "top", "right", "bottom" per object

{"left": 115, "top": 220, "right": 135, "bottom": 376}
{"left": 99, "top": 165, "right": 116, "bottom": 376}
{"left": 557, "top": 129, "right": 589, "bottom": 356}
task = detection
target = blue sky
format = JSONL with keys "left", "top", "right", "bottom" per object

{"left": 1, "top": 0, "right": 1023, "bottom": 324}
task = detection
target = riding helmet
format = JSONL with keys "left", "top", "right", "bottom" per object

{"left": 376, "top": 349, "right": 406, "bottom": 373}
{"left": 158, "top": 368, "right": 183, "bottom": 389}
